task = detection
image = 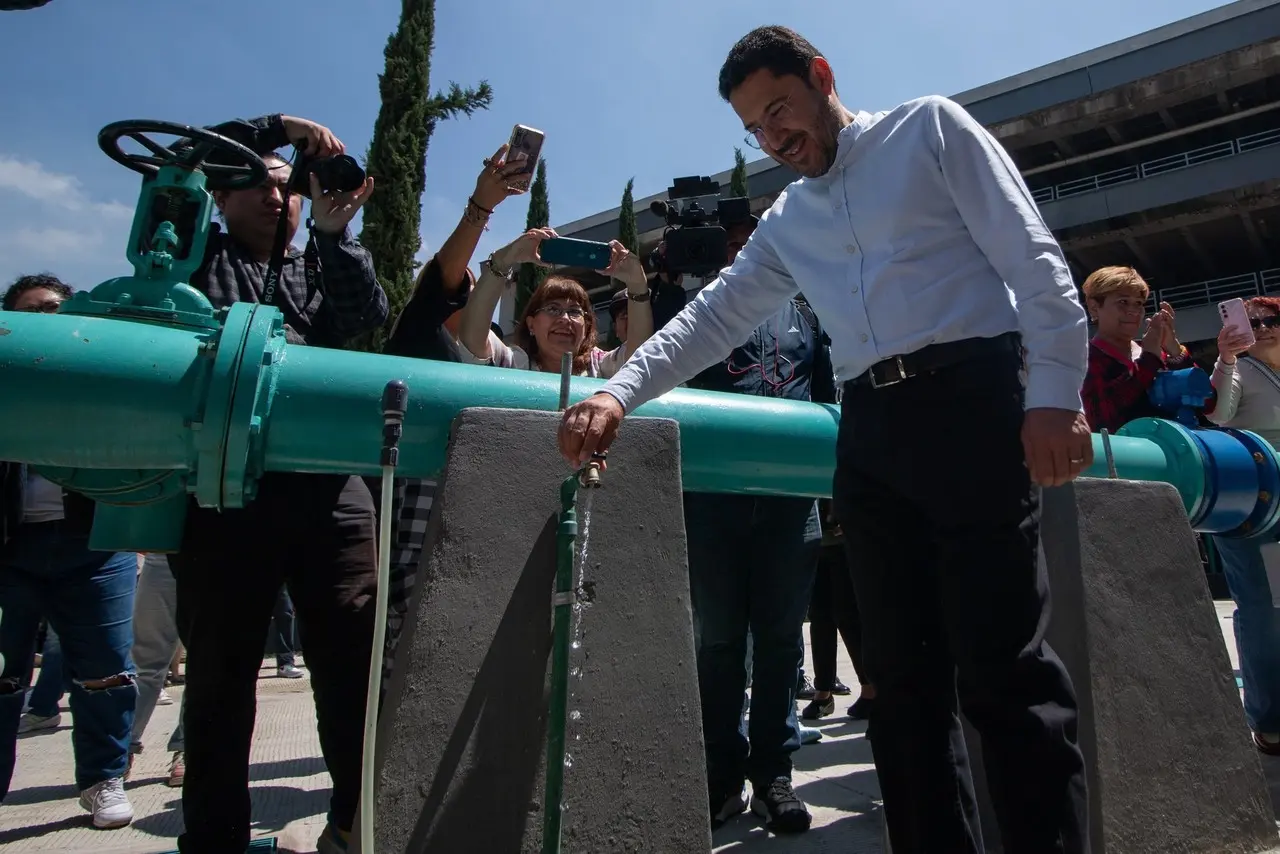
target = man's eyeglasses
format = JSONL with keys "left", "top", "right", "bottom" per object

{"left": 536, "top": 305, "right": 586, "bottom": 321}
{"left": 15, "top": 301, "right": 63, "bottom": 314}
{"left": 1250, "top": 315, "right": 1280, "bottom": 330}
{"left": 744, "top": 96, "right": 793, "bottom": 150}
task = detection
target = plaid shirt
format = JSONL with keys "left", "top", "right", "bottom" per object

{"left": 1082, "top": 338, "right": 1193, "bottom": 433}
{"left": 192, "top": 115, "right": 388, "bottom": 346}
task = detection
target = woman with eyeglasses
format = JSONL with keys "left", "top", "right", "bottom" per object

{"left": 1079, "top": 265, "right": 1195, "bottom": 433}
{"left": 457, "top": 228, "right": 653, "bottom": 376}
{"left": 1206, "top": 295, "right": 1280, "bottom": 757}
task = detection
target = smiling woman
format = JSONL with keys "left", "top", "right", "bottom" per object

{"left": 455, "top": 227, "right": 654, "bottom": 378}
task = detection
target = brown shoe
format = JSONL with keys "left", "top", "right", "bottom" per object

{"left": 166, "top": 751, "right": 185, "bottom": 787}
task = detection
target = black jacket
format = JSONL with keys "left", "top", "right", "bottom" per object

{"left": 384, "top": 256, "right": 473, "bottom": 362}
{"left": 1, "top": 463, "right": 96, "bottom": 547}
{"left": 686, "top": 298, "right": 837, "bottom": 404}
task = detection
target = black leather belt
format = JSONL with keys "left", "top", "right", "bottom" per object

{"left": 845, "top": 332, "right": 1021, "bottom": 391}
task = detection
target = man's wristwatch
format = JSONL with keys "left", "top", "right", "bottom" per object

{"left": 626, "top": 289, "right": 652, "bottom": 303}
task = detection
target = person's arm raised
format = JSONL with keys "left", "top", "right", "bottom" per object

{"left": 456, "top": 228, "right": 555, "bottom": 361}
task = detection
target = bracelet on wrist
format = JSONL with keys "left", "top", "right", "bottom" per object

{"left": 468, "top": 196, "right": 494, "bottom": 215}
{"left": 483, "top": 254, "right": 513, "bottom": 280}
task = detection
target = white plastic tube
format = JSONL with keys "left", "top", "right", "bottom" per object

{"left": 359, "top": 465, "right": 396, "bottom": 854}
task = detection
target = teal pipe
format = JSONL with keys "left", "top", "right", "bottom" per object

{"left": 543, "top": 475, "right": 579, "bottom": 854}
{"left": 0, "top": 302, "right": 1271, "bottom": 549}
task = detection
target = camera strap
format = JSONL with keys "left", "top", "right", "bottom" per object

{"left": 261, "top": 150, "right": 321, "bottom": 308}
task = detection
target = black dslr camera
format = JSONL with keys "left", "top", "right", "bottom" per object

{"left": 290, "top": 152, "right": 366, "bottom": 198}
{"left": 649, "top": 176, "right": 753, "bottom": 277}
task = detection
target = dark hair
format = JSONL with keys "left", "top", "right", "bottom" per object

{"left": 2, "top": 273, "right": 73, "bottom": 311}
{"left": 516, "top": 276, "right": 598, "bottom": 376}
{"left": 718, "top": 26, "right": 825, "bottom": 102}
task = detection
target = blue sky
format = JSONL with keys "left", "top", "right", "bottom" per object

{"left": 0, "top": 0, "right": 1228, "bottom": 292}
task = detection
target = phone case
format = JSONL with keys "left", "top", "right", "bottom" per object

{"left": 1219, "top": 298, "right": 1256, "bottom": 347}
{"left": 538, "top": 237, "right": 611, "bottom": 270}
{"left": 507, "top": 124, "right": 544, "bottom": 190}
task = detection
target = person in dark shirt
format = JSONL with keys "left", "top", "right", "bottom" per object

{"left": 683, "top": 216, "right": 833, "bottom": 834}
{"left": 167, "top": 113, "right": 386, "bottom": 854}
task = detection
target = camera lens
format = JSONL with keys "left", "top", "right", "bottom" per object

{"left": 313, "top": 155, "right": 366, "bottom": 194}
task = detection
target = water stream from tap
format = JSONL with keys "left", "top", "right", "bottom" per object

{"left": 563, "top": 489, "right": 595, "bottom": 792}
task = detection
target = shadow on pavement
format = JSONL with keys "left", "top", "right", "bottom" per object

{"left": 713, "top": 802, "right": 884, "bottom": 851}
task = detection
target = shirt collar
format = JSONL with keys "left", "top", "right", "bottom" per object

{"left": 826, "top": 111, "right": 877, "bottom": 174}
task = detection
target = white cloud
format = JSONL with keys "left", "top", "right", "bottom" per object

{"left": 0, "top": 154, "right": 132, "bottom": 220}
{"left": 0, "top": 152, "right": 133, "bottom": 288}
{"left": 9, "top": 227, "right": 103, "bottom": 256}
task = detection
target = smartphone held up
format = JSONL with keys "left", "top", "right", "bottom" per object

{"left": 1219, "top": 297, "right": 1256, "bottom": 349}
{"left": 506, "top": 124, "right": 545, "bottom": 192}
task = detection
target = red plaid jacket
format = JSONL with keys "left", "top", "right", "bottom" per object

{"left": 1082, "top": 338, "right": 1193, "bottom": 433}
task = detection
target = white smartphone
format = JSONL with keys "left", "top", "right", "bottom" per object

{"left": 506, "top": 124, "right": 545, "bottom": 191}
{"left": 1219, "top": 298, "right": 1256, "bottom": 348}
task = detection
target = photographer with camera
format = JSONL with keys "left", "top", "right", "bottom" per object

{"left": 169, "top": 113, "right": 386, "bottom": 854}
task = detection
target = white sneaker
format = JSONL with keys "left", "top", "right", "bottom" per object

{"left": 157, "top": 688, "right": 174, "bottom": 706}
{"left": 78, "top": 777, "right": 134, "bottom": 829}
{"left": 17, "top": 711, "right": 61, "bottom": 734}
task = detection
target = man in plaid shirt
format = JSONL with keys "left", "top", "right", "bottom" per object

{"left": 167, "top": 113, "right": 386, "bottom": 854}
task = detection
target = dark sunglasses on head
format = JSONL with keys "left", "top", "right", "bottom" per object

{"left": 1250, "top": 316, "right": 1280, "bottom": 330}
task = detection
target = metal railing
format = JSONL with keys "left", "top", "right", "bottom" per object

{"left": 1031, "top": 127, "right": 1280, "bottom": 205}
{"left": 1149, "top": 267, "right": 1280, "bottom": 311}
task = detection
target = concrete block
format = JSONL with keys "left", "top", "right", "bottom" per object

{"left": 958, "top": 479, "right": 1276, "bottom": 854}
{"left": 376, "top": 407, "right": 710, "bottom": 854}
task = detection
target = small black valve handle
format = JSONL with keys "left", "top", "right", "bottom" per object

{"left": 381, "top": 380, "right": 409, "bottom": 468}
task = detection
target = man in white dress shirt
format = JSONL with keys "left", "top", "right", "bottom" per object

{"left": 559, "top": 26, "right": 1091, "bottom": 854}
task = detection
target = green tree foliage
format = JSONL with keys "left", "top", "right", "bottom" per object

{"left": 514, "top": 159, "right": 550, "bottom": 321}
{"left": 730, "top": 147, "right": 749, "bottom": 198}
{"left": 618, "top": 177, "right": 639, "bottom": 255}
{"left": 352, "top": 0, "right": 492, "bottom": 352}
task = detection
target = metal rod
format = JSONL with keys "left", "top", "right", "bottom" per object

{"left": 558, "top": 352, "right": 572, "bottom": 412}
{"left": 1100, "top": 428, "right": 1118, "bottom": 479}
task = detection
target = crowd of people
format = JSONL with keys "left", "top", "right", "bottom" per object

{"left": 0, "top": 22, "right": 1273, "bottom": 854}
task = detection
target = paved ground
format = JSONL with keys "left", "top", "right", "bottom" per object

{"left": 0, "top": 604, "right": 1273, "bottom": 853}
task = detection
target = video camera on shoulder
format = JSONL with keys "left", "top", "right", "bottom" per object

{"left": 649, "top": 176, "right": 753, "bottom": 277}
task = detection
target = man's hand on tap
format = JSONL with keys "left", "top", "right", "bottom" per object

{"left": 559, "top": 394, "right": 625, "bottom": 470}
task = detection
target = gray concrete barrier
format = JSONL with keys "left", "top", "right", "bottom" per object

{"left": 945, "top": 479, "right": 1277, "bottom": 853}
{"left": 375, "top": 408, "right": 710, "bottom": 853}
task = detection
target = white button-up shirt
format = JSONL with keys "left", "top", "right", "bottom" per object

{"left": 601, "top": 95, "right": 1088, "bottom": 415}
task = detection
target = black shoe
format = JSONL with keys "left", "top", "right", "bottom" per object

{"left": 750, "top": 777, "right": 811, "bottom": 833}
{"left": 800, "top": 695, "right": 835, "bottom": 720}
{"left": 709, "top": 780, "right": 748, "bottom": 829}
{"left": 848, "top": 696, "right": 874, "bottom": 721}
{"left": 831, "top": 679, "right": 852, "bottom": 696}
{"left": 796, "top": 673, "right": 816, "bottom": 700}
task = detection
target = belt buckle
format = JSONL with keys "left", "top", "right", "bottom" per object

{"left": 870, "top": 356, "right": 908, "bottom": 389}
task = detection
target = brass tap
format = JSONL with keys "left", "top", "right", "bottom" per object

{"left": 579, "top": 461, "right": 603, "bottom": 489}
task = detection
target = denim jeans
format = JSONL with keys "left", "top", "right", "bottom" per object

{"left": 273, "top": 586, "right": 298, "bottom": 668}
{"left": 684, "top": 493, "right": 820, "bottom": 790}
{"left": 0, "top": 521, "right": 137, "bottom": 795}
{"left": 1213, "top": 535, "right": 1280, "bottom": 733}
{"left": 27, "top": 627, "right": 70, "bottom": 717}
{"left": 130, "top": 554, "right": 184, "bottom": 754}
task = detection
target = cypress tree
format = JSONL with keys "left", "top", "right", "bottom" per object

{"left": 515, "top": 158, "right": 549, "bottom": 320}
{"left": 618, "top": 177, "right": 639, "bottom": 255}
{"left": 353, "top": 0, "right": 492, "bottom": 352}
{"left": 730, "top": 147, "right": 749, "bottom": 198}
